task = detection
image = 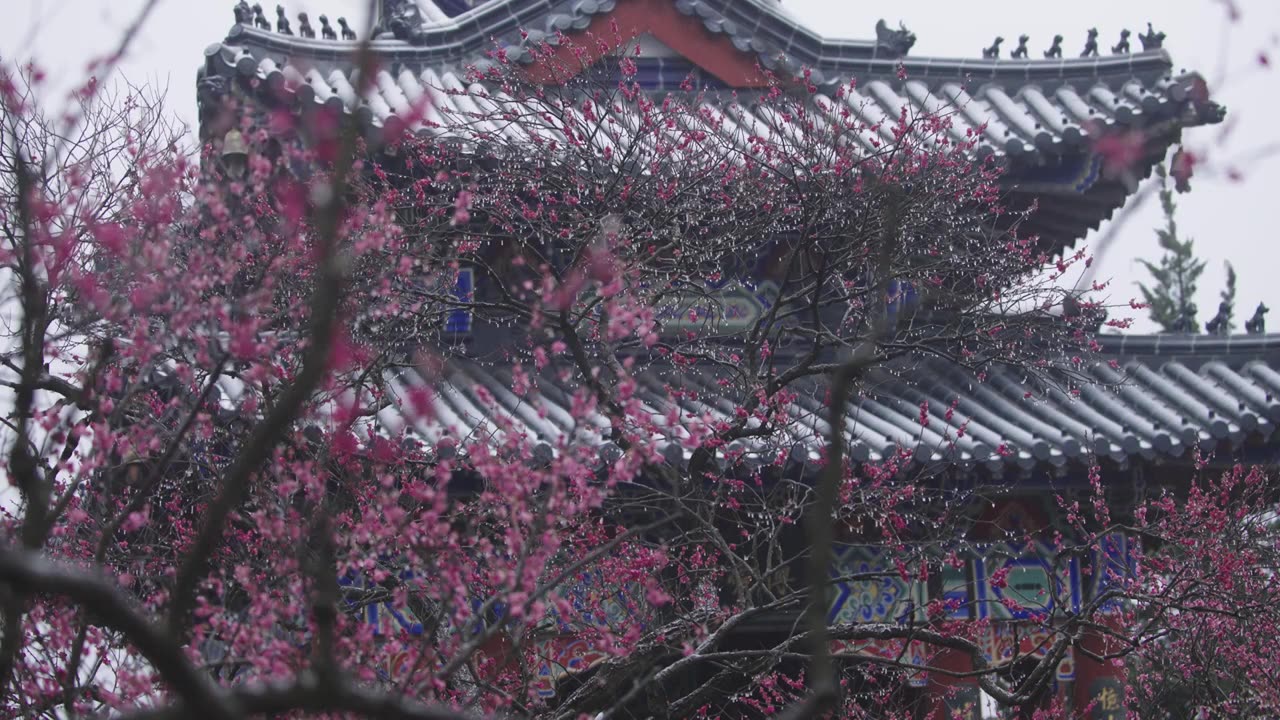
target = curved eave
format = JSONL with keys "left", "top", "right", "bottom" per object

{"left": 223, "top": 17, "right": 1179, "bottom": 85}
{"left": 1097, "top": 333, "right": 1280, "bottom": 362}
{"left": 1006, "top": 130, "right": 1175, "bottom": 255}
{"left": 202, "top": 35, "right": 1210, "bottom": 144}
{"left": 358, "top": 336, "right": 1280, "bottom": 483}
{"left": 203, "top": 18, "right": 1222, "bottom": 254}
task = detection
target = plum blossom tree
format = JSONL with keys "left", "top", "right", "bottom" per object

{"left": 0, "top": 17, "right": 1275, "bottom": 720}
{"left": 1101, "top": 461, "right": 1280, "bottom": 719}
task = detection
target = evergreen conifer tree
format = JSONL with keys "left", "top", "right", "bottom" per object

{"left": 1138, "top": 164, "right": 1206, "bottom": 333}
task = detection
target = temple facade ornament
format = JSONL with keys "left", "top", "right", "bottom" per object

{"left": 194, "top": 70, "right": 239, "bottom": 141}
{"left": 276, "top": 5, "right": 292, "bottom": 34}
{"left": 1140, "top": 22, "right": 1166, "bottom": 50}
{"left": 338, "top": 17, "right": 357, "bottom": 40}
{"left": 1247, "top": 303, "right": 1270, "bottom": 334}
{"left": 1044, "top": 34, "right": 1063, "bottom": 58}
{"left": 1205, "top": 302, "right": 1232, "bottom": 335}
{"left": 1112, "top": 29, "right": 1130, "bottom": 54}
{"left": 1080, "top": 28, "right": 1099, "bottom": 57}
{"left": 874, "top": 19, "right": 917, "bottom": 58}
{"left": 196, "top": 73, "right": 230, "bottom": 117}
{"left": 252, "top": 3, "right": 271, "bottom": 30}
{"left": 375, "top": 0, "right": 430, "bottom": 42}
{"left": 982, "top": 36, "right": 1004, "bottom": 59}
{"left": 298, "top": 12, "right": 315, "bottom": 38}
{"left": 1011, "top": 35, "right": 1029, "bottom": 59}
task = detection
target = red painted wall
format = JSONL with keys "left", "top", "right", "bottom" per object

{"left": 522, "top": 0, "right": 771, "bottom": 87}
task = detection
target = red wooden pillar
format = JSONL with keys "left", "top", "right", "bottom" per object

{"left": 927, "top": 648, "right": 981, "bottom": 719}
{"left": 1073, "top": 618, "right": 1127, "bottom": 719}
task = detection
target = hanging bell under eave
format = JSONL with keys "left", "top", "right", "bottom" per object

{"left": 221, "top": 129, "right": 249, "bottom": 179}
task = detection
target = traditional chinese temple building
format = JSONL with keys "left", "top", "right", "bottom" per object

{"left": 195, "top": 2, "right": 1272, "bottom": 717}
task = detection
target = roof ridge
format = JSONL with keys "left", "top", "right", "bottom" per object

{"left": 222, "top": 2, "right": 1176, "bottom": 86}
{"left": 1096, "top": 333, "right": 1280, "bottom": 357}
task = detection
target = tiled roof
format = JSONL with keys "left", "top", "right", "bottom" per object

{"left": 204, "top": 0, "right": 1222, "bottom": 159}
{"left": 338, "top": 335, "right": 1280, "bottom": 477}
{"left": 200, "top": 1, "right": 1222, "bottom": 250}
{"left": 205, "top": 25, "right": 1214, "bottom": 157}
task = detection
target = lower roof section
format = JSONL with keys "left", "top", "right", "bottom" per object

{"left": 322, "top": 333, "right": 1280, "bottom": 479}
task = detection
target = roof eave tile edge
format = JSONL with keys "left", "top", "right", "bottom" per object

{"left": 221, "top": 22, "right": 1180, "bottom": 92}
{"left": 1097, "top": 333, "right": 1280, "bottom": 358}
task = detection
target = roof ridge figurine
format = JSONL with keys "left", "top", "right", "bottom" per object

{"left": 1205, "top": 301, "right": 1231, "bottom": 335}
{"left": 1044, "top": 34, "right": 1063, "bottom": 59}
{"left": 377, "top": 0, "right": 430, "bottom": 43}
{"left": 233, "top": 0, "right": 252, "bottom": 25}
{"left": 320, "top": 14, "right": 337, "bottom": 40}
{"left": 338, "top": 17, "right": 357, "bottom": 41}
{"left": 1081, "top": 27, "right": 1099, "bottom": 58}
{"left": 276, "top": 5, "right": 292, "bottom": 35}
{"left": 1140, "top": 22, "right": 1166, "bottom": 50}
{"left": 252, "top": 3, "right": 271, "bottom": 30}
{"left": 1010, "top": 35, "right": 1029, "bottom": 59}
{"left": 298, "top": 12, "right": 315, "bottom": 38}
{"left": 1112, "top": 29, "right": 1130, "bottom": 54}
{"left": 982, "top": 36, "right": 1004, "bottom": 59}
{"left": 874, "top": 19, "right": 917, "bottom": 58}
{"left": 1246, "top": 303, "right": 1270, "bottom": 334}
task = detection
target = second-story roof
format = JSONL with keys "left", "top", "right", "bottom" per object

{"left": 202, "top": 0, "right": 1223, "bottom": 255}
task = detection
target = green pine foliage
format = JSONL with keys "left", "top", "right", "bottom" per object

{"left": 1137, "top": 164, "right": 1205, "bottom": 333}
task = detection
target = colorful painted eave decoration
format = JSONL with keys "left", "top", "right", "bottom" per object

{"left": 827, "top": 537, "right": 1136, "bottom": 624}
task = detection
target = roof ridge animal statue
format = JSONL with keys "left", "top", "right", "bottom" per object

{"left": 378, "top": 0, "right": 430, "bottom": 43}
{"left": 252, "top": 3, "right": 271, "bottom": 30}
{"left": 1112, "top": 29, "right": 1131, "bottom": 54}
{"left": 874, "top": 19, "right": 917, "bottom": 58}
{"left": 298, "top": 11, "right": 315, "bottom": 38}
{"left": 233, "top": 0, "right": 252, "bottom": 24}
{"left": 338, "top": 17, "right": 357, "bottom": 40}
{"left": 275, "top": 5, "right": 292, "bottom": 34}
{"left": 320, "top": 14, "right": 337, "bottom": 40}
{"left": 1011, "top": 35, "right": 1030, "bottom": 59}
{"left": 1140, "top": 22, "right": 1166, "bottom": 50}
{"left": 1044, "top": 34, "right": 1063, "bottom": 59}
{"left": 1081, "top": 27, "right": 1099, "bottom": 57}
{"left": 1205, "top": 301, "right": 1232, "bottom": 335}
{"left": 982, "top": 36, "right": 1004, "bottom": 59}
{"left": 1246, "top": 303, "right": 1270, "bottom": 334}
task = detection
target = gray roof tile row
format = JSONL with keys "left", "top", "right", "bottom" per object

{"left": 361, "top": 336, "right": 1280, "bottom": 476}
{"left": 202, "top": 21, "right": 1213, "bottom": 170}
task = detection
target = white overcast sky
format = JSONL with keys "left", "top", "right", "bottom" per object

{"left": 3, "top": 0, "right": 1278, "bottom": 333}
